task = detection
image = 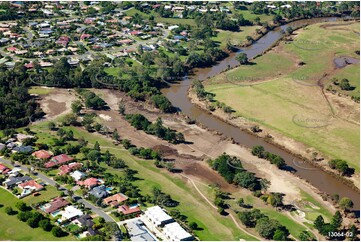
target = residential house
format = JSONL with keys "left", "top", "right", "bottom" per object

{"left": 61, "top": 206, "right": 84, "bottom": 221}
{"left": 32, "top": 150, "right": 52, "bottom": 160}
{"left": 70, "top": 170, "right": 87, "bottom": 181}
{"left": 16, "top": 133, "right": 35, "bottom": 142}
{"left": 77, "top": 178, "right": 102, "bottom": 189}
{"left": 119, "top": 204, "right": 141, "bottom": 216}
{"left": 103, "top": 193, "right": 128, "bottom": 207}
{"left": 0, "top": 163, "right": 11, "bottom": 174}
{"left": 3, "top": 176, "right": 32, "bottom": 189}
{"left": 13, "top": 146, "right": 33, "bottom": 153}
{"left": 58, "top": 162, "right": 82, "bottom": 175}
{"left": 18, "top": 180, "right": 44, "bottom": 197}
{"left": 73, "top": 214, "right": 95, "bottom": 228}
{"left": 56, "top": 36, "right": 70, "bottom": 46}
{"left": 45, "top": 154, "right": 74, "bottom": 168}
{"left": 42, "top": 197, "right": 70, "bottom": 214}
{"left": 89, "top": 185, "right": 108, "bottom": 199}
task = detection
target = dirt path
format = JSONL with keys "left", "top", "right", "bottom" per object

{"left": 179, "top": 174, "right": 263, "bottom": 241}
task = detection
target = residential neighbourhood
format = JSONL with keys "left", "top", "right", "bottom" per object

{"left": 0, "top": 1, "right": 360, "bottom": 242}
{"left": 0, "top": 131, "right": 195, "bottom": 241}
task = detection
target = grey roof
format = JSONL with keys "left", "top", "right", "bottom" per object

{"left": 77, "top": 214, "right": 95, "bottom": 228}
{"left": 13, "top": 146, "right": 33, "bottom": 153}
{"left": 127, "top": 220, "right": 156, "bottom": 241}
{"left": 4, "top": 176, "right": 32, "bottom": 187}
{"left": 89, "top": 185, "right": 108, "bottom": 199}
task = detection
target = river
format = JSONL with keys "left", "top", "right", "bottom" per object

{"left": 162, "top": 17, "right": 360, "bottom": 211}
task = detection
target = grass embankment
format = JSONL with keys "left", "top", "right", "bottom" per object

{"left": 205, "top": 21, "right": 360, "bottom": 170}
{"left": 28, "top": 86, "right": 54, "bottom": 95}
{"left": 0, "top": 188, "right": 74, "bottom": 241}
{"left": 31, "top": 121, "right": 258, "bottom": 241}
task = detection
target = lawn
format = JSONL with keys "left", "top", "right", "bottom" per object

{"left": 212, "top": 27, "right": 259, "bottom": 49}
{"left": 30, "top": 122, "right": 258, "bottom": 241}
{"left": 23, "top": 185, "right": 62, "bottom": 205}
{"left": 155, "top": 17, "right": 196, "bottom": 26}
{"left": 0, "top": 188, "right": 74, "bottom": 241}
{"left": 28, "top": 86, "right": 54, "bottom": 95}
{"left": 205, "top": 21, "right": 360, "bottom": 170}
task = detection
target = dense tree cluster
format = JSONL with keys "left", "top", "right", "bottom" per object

{"left": 76, "top": 89, "right": 108, "bottom": 110}
{"left": 239, "top": 209, "right": 290, "bottom": 240}
{"left": 209, "top": 153, "right": 266, "bottom": 191}
{"left": 125, "top": 114, "right": 185, "bottom": 144}
{"left": 0, "top": 64, "right": 44, "bottom": 129}
{"left": 252, "top": 146, "right": 286, "bottom": 168}
{"left": 328, "top": 159, "right": 354, "bottom": 176}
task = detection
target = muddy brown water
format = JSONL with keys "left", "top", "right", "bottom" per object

{"left": 334, "top": 56, "right": 359, "bottom": 68}
{"left": 162, "top": 17, "right": 360, "bottom": 211}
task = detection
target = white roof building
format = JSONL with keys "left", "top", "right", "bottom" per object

{"left": 163, "top": 222, "right": 193, "bottom": 241}
{"left": 143, "top": 206, "right": 174, "bottom": 227}
{"left": 61, "top": 206, "right": 83, "bottom": 221}
{"left": 70, "top": 170, "right": 87, "bottom": 181}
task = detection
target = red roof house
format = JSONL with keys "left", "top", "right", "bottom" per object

{"left": 44, "top": 197, "right": 70, "bottom": 214}
{"left": 118, "top": 205, "right": 141, "bottom": 215}
{"left": 103, "top": 193, "right": 128, "bottom": 207}
{"left": 58, "top": 162, "right": 82, "bottom": 175}
{"left": 77, "top": 178, "right": 101, "bottom": 189}
{"left": 0, "top": 164, "right": 11, "bottom": 174}
{"left": 7, "top": 46, "right": 17, "bottom": 52}
{"left": 18, "top": 180, "right": 44, "bottom": 191}
{"left": 32, "top": 150, "right": 52, "bottom": 159}
{"left": 45, "top": 154, "right": 74, "bottom": 168}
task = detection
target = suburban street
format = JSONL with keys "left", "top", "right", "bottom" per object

{"left": 0, "top": 156, "right": 114, "bottom": 222}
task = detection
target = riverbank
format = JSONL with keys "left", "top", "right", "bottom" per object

{"left": 188, "top": 89, "right": 360, "bottom": 192}
{"left": 188, "top": 20, "right": 360, "bottom": 192}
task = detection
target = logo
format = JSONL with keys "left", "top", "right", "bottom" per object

{"left": 292, "top": 114, "right": 331, "bottom": 128}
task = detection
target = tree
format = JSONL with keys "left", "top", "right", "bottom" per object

{"left": 331, "top": 211, "right": 342, "bottom": 229}
{"left": 48, "top": 121, "right": 56, "bottom": 130}
{"left": 340, "top": 79, "right": 352, "bottom": 90}
{"left": 273, "top": 229, "right": 288, "bottom": 241}
{"left": 15, "top": 201, "right": 28, "bottom": 211}
{"left": 234, "top": 171, "right": 258, "bottom": 190}
{"left": 112, "top": 129, "right": 120, "bottom": 141}
{"left": 339, "top": 197, "right": 353, "bottom": 211}
{"left": 299, "top": 230, "right": 315, "bottom": 241}
{"left": 118, "top": 102, "right": 125, "bottom": 115}
{"left": 314, "top": 215, "right": 324, "bottom": 230}
{"left": 87, "top": 150, "right": 101, "bottom": 162}
{"left": 27, "top": 217, "right": 39, "bottom": 228}
{"left": 5, "top": 206, "right": 15, "bottom": 215}
{"left": 286, "top": 26, "right": 293, "bottom": 35}
{"left": 236, "top": 53, "right": 248, "bottom": 65}
{"left": 189, "top": 222, "right": 198, "bottom": 230}
{"left": 255, "top": 217, "right": 284, "bottom": 239}
{"left": 39, "top": 219, "right": 53, "bottom": 231}
{"left": 71, "top": 100, "right": 83, "bottom": 114}
{"left": 94, "top": 141, "right": 100, "bottom": 151}
{"left": 51, "top": 226, "right": 66, "bottom": 237}
{"left": 348, "top": 225, "right": 359, "bottom": 241}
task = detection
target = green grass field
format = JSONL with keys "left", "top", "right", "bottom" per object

{"left": 23, "top": 185, "right": 61, "bottom": 205}
{"left": 30, "top": 121, "right": 258, "bottom": 241}
{"left": 205, "top": 21, "right": 360, "bottom": 170}
{"left": 0, "top": 188, "right": 74, "bottom": 241}
{"left": 28, "top": 87, "right": 54, "bottom": 95}
{"left": 212, "top": 27, "right": 259, "bottom": 49}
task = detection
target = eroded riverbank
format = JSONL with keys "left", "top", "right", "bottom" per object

{"left": 162, "top": 17, "right": 360, "bottom": 210}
